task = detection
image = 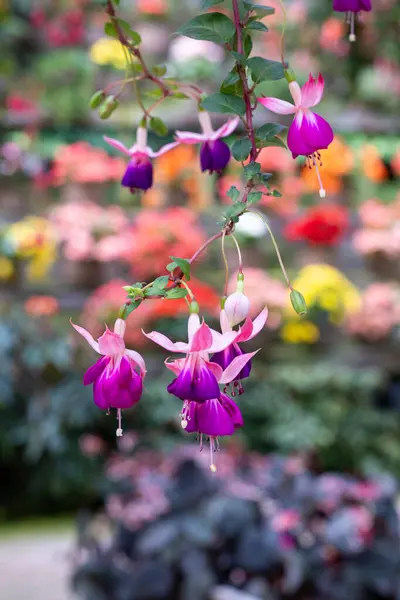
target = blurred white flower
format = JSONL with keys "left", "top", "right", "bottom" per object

{"left": 168, "top": 37, "right": 224, "bottom": 64}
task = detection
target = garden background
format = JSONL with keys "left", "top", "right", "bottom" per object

{"left": 0, "top": 1, "right": 400, "bottom": 599}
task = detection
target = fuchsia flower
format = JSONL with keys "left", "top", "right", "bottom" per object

{"left": 71, "top": 318, "right": 146, "bottom": 436}
{"left": 144, "top": 309, "right": 257, "bottom": 471}
{"left": 258, "top": 74, "right": 334, "bottom": 198}
{"left": 176, "top": 112, "right": 239, "bottom": 173}
{"left": 104, "top": 127, "right": 179, "bottom": 192}
{"left": 211, "top": 294, "right": 268, "bottom": 394}
{"left": 333, "top": 0, "right": 371, "bottom": 42}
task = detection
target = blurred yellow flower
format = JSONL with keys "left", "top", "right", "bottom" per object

{"left": 4, "top": 217, "right": 57, "bottom": 281}
{"left": 289, "top": 264, "right": 361, "bottom": 323}
{"left": 89, "top": 38, "right": 127, "bottom": 70}
{"left": 0, "top": 257, "right": 14, "bottom": 280}
{"left": 281, "top": 320, "right": 320, "bottom": 344}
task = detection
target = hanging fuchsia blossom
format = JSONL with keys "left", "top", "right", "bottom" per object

{"left": 211, "top": 298, "right": 268, "bottom": 394}
{"left": 71, "top": 318, "right": 146, "bottom": 436}
{"left": 104, "top": 127, "right": 179, "bottom": 192}
{"left": 333, "top": 0, "right": 371, "bottom": 41}
{"left": 258, "top": 74, "right": 334, "bottom": 198}
{"left": 176, "top": 112, "right": 239, "bottom": 174}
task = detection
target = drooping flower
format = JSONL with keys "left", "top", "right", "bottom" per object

{"left": 258, "top": 74, "right": 334, "bottom": 198}
{"left": 143, "top": 310, "right": 240, "bottom": 402}
{"left": 181, "top": 393, "right": 244, "bottom": 471}
{"left": 175, "top": 112, "right": 239, "bottom": 174}
{"left": 223, "top": 275, "right": 250, "bottom": 327}
{"left": 104, "top": 127, "right": 179, "bottom": 192}
{"left": 71, "top": 318, "right": 146, "bottom": 436}
{"left": 211, "top": 306, "right": 268, "bottom": 394}
{"left": 333, "top": 0, "right": 372, "bottom": 42}
{"left": 284, "top": 204, "right": 349, "bottom": 246}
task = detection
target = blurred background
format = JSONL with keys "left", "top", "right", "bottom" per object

{"left": 1, "top": 0, "right": 400, "bottom": 599}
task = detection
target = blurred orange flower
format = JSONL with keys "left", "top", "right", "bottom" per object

{"left": 301, "top": 136, "right": 354, "bottom": 194}
{"left": 137, "top": 0, "right": 167, "bottom": 15}
{"left": 24, "top": 295, "right": 59, "bottom": 317}
{"left": 127, "top": 207, "right": 206, "bottom": 279}
{"left": 361, "top": 145, "right": 388, "bottom": 183}
{"left": 320, "top": 18, "right": 348, "bottom": 56}
{"left": 155, "top": 145, "right": 196, "bottom": 183}
{"left": 52, "top": 142, "right": 125, "bottom": 185}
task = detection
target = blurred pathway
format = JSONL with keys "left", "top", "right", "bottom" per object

{"left": 0, "top": 530, "right": 76, "bottom": 600}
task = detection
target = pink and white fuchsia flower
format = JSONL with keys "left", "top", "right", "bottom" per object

{"left": 144, "top": 310, "right": 257, "bottom": 471}
{"left": 176, "top": 112, "right": 239, "bottom": 173}
{"left": 104, "top": 127, "right": 179, "bottom": 192}
{"left": 333, "top": 0, "right": 371, "bottom": 42}
{"left": 258, "top": 74, "right": 334, "bottom": 198}
{"left": 71, "top": 318, "right": 146, "bottom": 436}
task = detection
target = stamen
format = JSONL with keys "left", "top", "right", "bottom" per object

{"left": 312, "top": 155, "right": 326, "bottom": 198}
{"left": 199, "top": 433, "right": 203, "bottom": 452}
{"left": 116, "top": 408, "right": 123, "bottom": 437}
{"left": 349, "top": 13, "right": 356, "bottom": 42}
{"left": 210, "top": 437, "right": 217, "bottom": 472}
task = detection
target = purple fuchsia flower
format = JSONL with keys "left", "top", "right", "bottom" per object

{"left": 211, "top": 305, "right": 268, "bottom": 395}
{"left": 333, "top": 0, "right": 371, "bottom": 42}
{"left": 258, "top": 74, "right": 334, "bottom": 198}
{"left": 175, "top": 111, "right": 239, "bottom": 174}
{"left": 143, "top": 310, "right": 246, "bottom": 402}
{"left": 71, "top": 318, "right": 146, "bottom": 436}
{"left": 104, "top": 127, "right": 179, "bottom": 192}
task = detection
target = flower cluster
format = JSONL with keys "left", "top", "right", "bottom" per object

{"left": 73, "top": 275, "right": 267, "bottom": 470}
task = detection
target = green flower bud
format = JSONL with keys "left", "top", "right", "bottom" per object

{"left": 290, "top": 289, "right": 307, "bottom": 316}
{"left": 89, "top": 90, "right": 105, "bottom": 109}
{"left": 99, "top": 95, "right": 119, "bottom": 120}
{"left": 284, "top": 68, "right": 296, "bottom": 83}
{"left": 190, "top": 300, "right": 199, "bottom": 314}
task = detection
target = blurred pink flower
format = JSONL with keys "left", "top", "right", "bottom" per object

{"left": 353, "top": 197, "right": 400, "bottom": 258}
{"left": 49, "top": 199, "right": 130, "bottom": 262}
{"left": 346, "top": 282, "right": 400, "bottom": 340}
{"left": 79, "top": 434, "right": 106, "bottom": 457}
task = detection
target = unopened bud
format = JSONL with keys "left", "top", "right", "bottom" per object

{"left": 189, "top": 300, "right": 199, "bottom": 314}
{"left": 290, "top": 289, "right": 307, "bottom": 316}
{"left": 284, "top": 68, "right": 296, "bottom": 83}
{"left": 99, "top": 95, "right": 119, "bottom": 119}
{"left": 89, "top": 90, "right": 105, "bottom": 109}
{"left": 224, "top": 274, "right": 250, "bottom": 326}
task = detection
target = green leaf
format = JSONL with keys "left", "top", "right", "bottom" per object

{"left": 243, "top": 32, "right": 253, "bottom": 57}
{"left": 243, "top": 1, "right": 275, "bottom": 17}
{"left": 166, "top": 261, "right": 177, "bottom": 272}
{"left": 165, "top": 288, "right": 189, "bottom": 299}
{"left": 127, "top": 62, "right": 143, "bottom": 76}
{"left": 231, "top": 137, "right": 252, "bottom": 161}
{"left": 271, "top": 189, "right": 282, "bottom": 197}
{"left": 177, "top": 13, "right": 235, "bottom": 45}
{"left": 230, "top": 51, "right": 246, "bottom": 65}
{"left": 256, "top": 122, "right": 286, "bottom": 141}
{"left": 104, "top": 22, "right": 117, "bottom": 38}
{"left": 247, "top": 56, "right": 284, "bottom": 83}
{"left": 150, "top": 116, "right": 168, "bottom": 137}
{"left": 227, "top": 185, "right": 240, "bottom": 202}
{"left": 247, "top": 191, "right": 262, "bottom": 205}
{"left": 202, "top": 0, "right": 224, "bottom": 7}
{"left": 152, "top": 276, "right": 170, "bottom": 289}
{"left": 145, "top": 287, "right": 166, "bottom": 297}
{"left": 243, "top": 162, "right": 261, "bottom": 181}
{"left": 123, "top": 299, "right": 142, "bottom": 317}
{"left": 170, "top": 256, "right": 191, "bottom": 281}
{"left": 221, "top": 71, "right": 240, "bottom": 87}
{"left": 117, "top": 19, "right": 141, "bottom": 45}
{"left": 152, "top": 64, "right": 167, "bottom": 76}
{"left": 246, "top": 20, "right": 269, "bottom": 32}
{"left": 223, "top": 202, "right": 246, "bottom": 222}
{"left": 201, "top": 93, "right": 246, "bottom": 116}
{"left": 258, "top": 137, "right": 287, "bottom": 149}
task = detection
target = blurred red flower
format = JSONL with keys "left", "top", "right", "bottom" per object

{"left": 284, "top": 204, "right": 349, "bottom": 246}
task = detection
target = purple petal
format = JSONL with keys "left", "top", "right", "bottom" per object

{"left": 196, "top": 398, "right": 235, "bottom": 437}
{"left": 167, "top": 358, "right": 220, "bottom": 402}
{"left": 200, "top": 139, "right": 231, "bottom": 173}
{"left": 287, "top": 111, "right": 334, "bottom": 158}
{"left": 122, "top": 154, "right": 153, "bottom": 190}
{"left": 211, "top": 343, "right": 242, "bottom": 372}
{"left": 92, "top": 357, "right": 143, "bottom": 410}
{"left": 333, "top": 0, "right": 371, "bottom": 11}
{"left": 83, "top": 356, "right": 110, "bottom": 385}
{"left": 219, "top": 393, "right": 244, "bottom": 428}
{"left": 93, "top": 379, "right": 109, "bottom": 410}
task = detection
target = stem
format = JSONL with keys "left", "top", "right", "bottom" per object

{"left": 189, "top": 231, "right": 224, "bottom": 265}
{"left": 231, "top": 234, "right": 243, "bottom": 273}
{"left": 277, "top": 0, "right": 288, "bottom": 67}
{"left": 221, "top": 230, "right": 229, "bottom": 297}
{"left": 180, "top": 280, "right": 194, "bottom": 301}
{"left": 232, "top": 0, "right": 257, "bottom": 165}
{"left": 250, "top": 211, "right": 293, "bottom": 290}
{"left": 105, "top": 0, "right": 169, "bottom": 96}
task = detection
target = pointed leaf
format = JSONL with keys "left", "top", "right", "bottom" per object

{"left": 231, "top": 137, "right": 252, "bottom": 161}
{"left": 170, "top": 256, "right": 191, "bottom": 281}
{"left": 178, "top": 13, "right": 235, "bottom": 45}
{"left": 248, "top": 57, "right": 284, "bottom": 84}
{"left": 201, "top": 93, "right": 246, "bottom": 116}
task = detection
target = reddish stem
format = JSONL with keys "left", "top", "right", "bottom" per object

{"left": 189, "top": 232, "right": 224, "bottom": 265}
{"left": 232, "top": 0, "right": 258, "bottom": 166}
